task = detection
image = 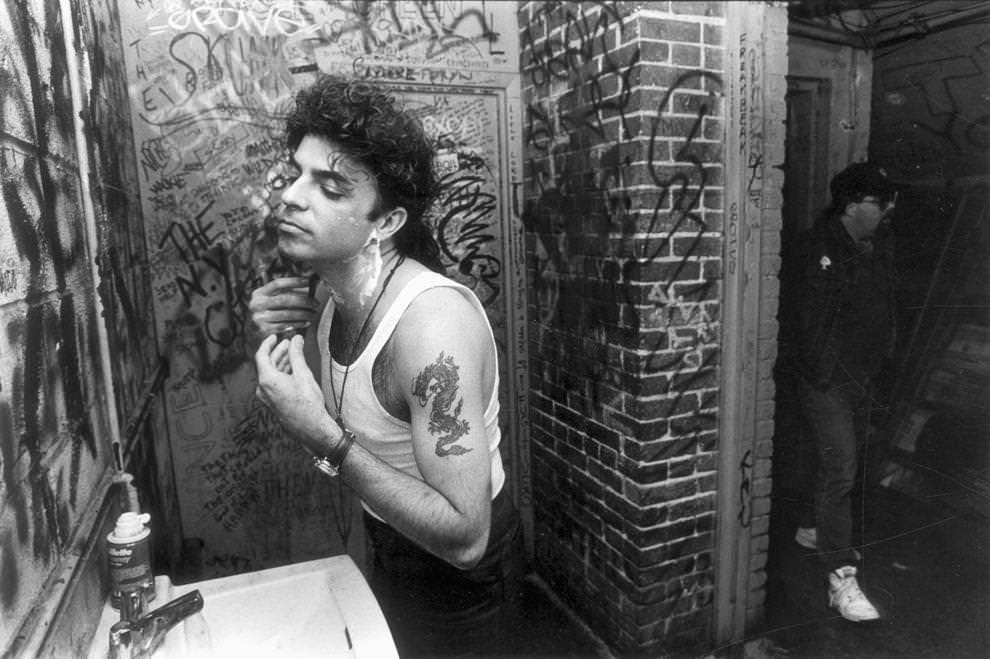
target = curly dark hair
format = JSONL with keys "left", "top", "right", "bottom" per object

{"left": 285, "top": 75, "right": 443, "bottom": 271}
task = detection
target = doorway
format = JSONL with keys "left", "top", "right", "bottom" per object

{"left": 769, "top": 76, "right": 833, "bottom": 546}
{"left": 782, "top": 77, "right": 831, "bottom": 253}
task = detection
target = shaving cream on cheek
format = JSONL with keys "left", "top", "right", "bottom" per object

{"left": 352, "top": 231, "right": 383, "bottom": 303}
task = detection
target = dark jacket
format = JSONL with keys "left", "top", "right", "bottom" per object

{"left": 789, "top": 216, "right": 896, "bottom": 388}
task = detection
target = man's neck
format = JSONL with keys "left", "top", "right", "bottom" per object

{"left": 840, "top": 213, "right": 869, "bottom": 243}
{"left": 319, "top": 248, "right": 403, "bottom": 317}
{"left": 838, "top": 216, "right": 877, "bottom": 257}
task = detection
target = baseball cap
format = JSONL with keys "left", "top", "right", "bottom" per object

{"left": 830, "top": 162, "right": 897, "bottom": 203}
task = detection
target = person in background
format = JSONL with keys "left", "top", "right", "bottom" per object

{"left": 790, "top": 162, "right": 898, "bottom": 622}
{"left": 249, "top": 74, "right": 524, "bottom": 656}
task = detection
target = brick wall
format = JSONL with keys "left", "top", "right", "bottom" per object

{"left": 520, "top": 2, "right": 728, "bottom": 655}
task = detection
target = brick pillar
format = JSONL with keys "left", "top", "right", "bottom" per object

{"left": 520, "top": 2, "right": 729, "bottom": 655}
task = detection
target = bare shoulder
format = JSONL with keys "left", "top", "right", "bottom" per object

{"left": 396, "top": 285, "right": 487, "bottom": 343}
{"left": 390, "top": 285, "right": 492, "bottom": 374}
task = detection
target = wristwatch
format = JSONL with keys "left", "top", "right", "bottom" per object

{"left": 311, "top": 428, "right": 355, "bottom": 477}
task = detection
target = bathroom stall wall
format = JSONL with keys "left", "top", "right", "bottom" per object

{"left": 117, "top": 0, "right": 524, "bottom": 578}
{"left": 1, "top": 0, "right": 159, "bottom": 652}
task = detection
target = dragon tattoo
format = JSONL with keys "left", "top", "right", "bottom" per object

{"left": 412, "top": 352, "right": 473, "bottom": 457}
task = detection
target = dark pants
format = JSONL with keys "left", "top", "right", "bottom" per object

{"left": 798, "top": 377, "right": 871, "bottom": 571}
{"left": 364, "top": 488, "right": 525, "bottom": 658}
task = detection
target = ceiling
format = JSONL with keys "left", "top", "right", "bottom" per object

{"left": 788, "top": 1, "right": 990, "bottom": 47}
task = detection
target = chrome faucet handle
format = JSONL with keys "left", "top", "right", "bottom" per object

{"left": 120, "top": 589, "right": 149, "bottom": 622}
{"left": 107, "top": 590, "right": 204, "bottom": 659}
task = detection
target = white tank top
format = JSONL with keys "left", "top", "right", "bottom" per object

{"left": 316, "top": 271, "right": 505, "bottom": 518}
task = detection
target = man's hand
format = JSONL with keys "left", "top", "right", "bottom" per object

{"left": 254, "top": 334, "right": 339, "bottom": 454}
{"left": 249, "top": 276, "right": 321, "bottom": 339}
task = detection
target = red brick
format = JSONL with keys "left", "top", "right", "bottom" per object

{"left": 673, "top": 2, "right": 724, "bottom": 18}
{"left": 672, "top": 43, "right": 702, "bottom": 67}
{"left": 639, "top": 17, "right": 701, "bottom": 43}
{"left": 635, "top": 39, "right": 668, "bottom": 64}
{"left": 624, "top": 476, "right": 698, "bottom": 507}
{"left": 697, "top": 473, "right": 717, "bottom": 492}
{"left": 625, "top": 258, "right": 701, "bottom": 282}
{"left": 696, "top": 451, "right": 717, "bottom": 472}
{"left": 671, "top": 367, "right": 718, "bottom": 391}
{"left": 668, "top": 456, "right": 695, "bottom": 479}
{"left": 703, "top": 45, "right": 724, "bottom": 71}
{"left": 702, "top": 115, "right": 724, "bottom": 140}
{"left": 697, "top": 431, "right": 717, "bottom": 452}
{"left": 617, "top": 454, "right": 669, "bottom": 482}
{"left": 668, "top": 415, "right": 717, "bottom": 435}
{"left": 751, "top": 496, "right": 772, "bottom": 518}
{"left": 635, "top": 63, "right": 703, "bottom": 90}
{"left": 695, "top": 514, "right": 716, "bottom": 536}
{"left": 704, "top": 23, "right": 723, "bottom": 44}
{"left": 621, "top": 393, "right": 676, "bottom": 420}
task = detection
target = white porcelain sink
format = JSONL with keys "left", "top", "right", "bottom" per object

{"left": 88, "top": 556, "right": 397, "bottom": 659}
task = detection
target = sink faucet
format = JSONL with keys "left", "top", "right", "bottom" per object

{"left": 108, "top": 590, "right": 204, "bottom": 659}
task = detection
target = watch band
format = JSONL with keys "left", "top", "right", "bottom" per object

{"left": 312, "top": 427, "right": 355, "bottom": 477}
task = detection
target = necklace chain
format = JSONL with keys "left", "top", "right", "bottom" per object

{"left": 330, "top": 254, "right": 406, "bottom": 424}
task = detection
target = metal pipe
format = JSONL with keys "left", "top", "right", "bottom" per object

{"left": 119, "top": 356, "right": 170, "bottom": 464}
{"left": 791, "top": 3, "right": 990, "bottom": 49}
{"left": 59, "top": 0, "right": 124, "bottom": 459}
{"left": 872, "top": 3, "right": 990, "bottom": 46}
{"left": 789, "top": 19, "right": 868, "bottom": 48}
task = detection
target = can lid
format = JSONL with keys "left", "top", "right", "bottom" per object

{"left": 113, "top": 512, "right": 151, "bottom": 539}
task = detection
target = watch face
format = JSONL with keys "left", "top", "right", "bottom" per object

{"left": 312, "top": 456, "right": 340, "bottom": 477}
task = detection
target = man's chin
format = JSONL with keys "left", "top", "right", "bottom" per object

{"left": 276, "top": 234, "right": 301, "bottom": 256}
{"left": 274, "top": 241, "right": 311, "bottom": 269}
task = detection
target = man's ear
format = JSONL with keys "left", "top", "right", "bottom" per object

{"left": 374, "top": 206, "right": 408, "bottom": 241}
{"left": 844, "top": 201, "right": 859, "bottom": 217}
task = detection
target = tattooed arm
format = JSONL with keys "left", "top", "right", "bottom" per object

{"left": 255, "top": 288, "right": 495, "bottom": 568}
{"left": 334, "top": 287, "right": 496, "bottom": 568}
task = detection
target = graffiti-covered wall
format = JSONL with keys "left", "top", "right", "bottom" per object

{"left": 1, "top": 0, "right": 158, "bottom": 651}
{"left": 871, "top": 21, "right": 989, "bottom": 181}
{"left": 75, "top": 0, "right": 181, "bottom": 573}
{"left": 117, "top": 0, "right": 523, "bottom": 577}
{"left": 521, "top": 1, "right": 727, "bottom": 653}
{"left": 520, "top": 1, "right": 786, "bottom": 653}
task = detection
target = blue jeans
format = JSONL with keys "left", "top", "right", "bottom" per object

{"left": 798, "top": 378, "right": 869, "bottom": 571}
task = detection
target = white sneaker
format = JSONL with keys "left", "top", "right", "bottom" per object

{"left": 795, "top": 527, "right": 863, "bottom": 560}
{"left": 828, "top": 566, "right": 879, "bottom": 621}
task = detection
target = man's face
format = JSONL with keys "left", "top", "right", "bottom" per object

{"left": 276, "top": 134, "right": 381, "bottom": 266}
{"left": 853, "top": 192, "right": 896, "bottom": 239}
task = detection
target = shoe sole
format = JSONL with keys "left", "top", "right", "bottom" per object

{"left": 836, "top": 611, "right": 880, "bottom": 622}
{"left": 830, "top": 590, "right": 879, "bottom": 622}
